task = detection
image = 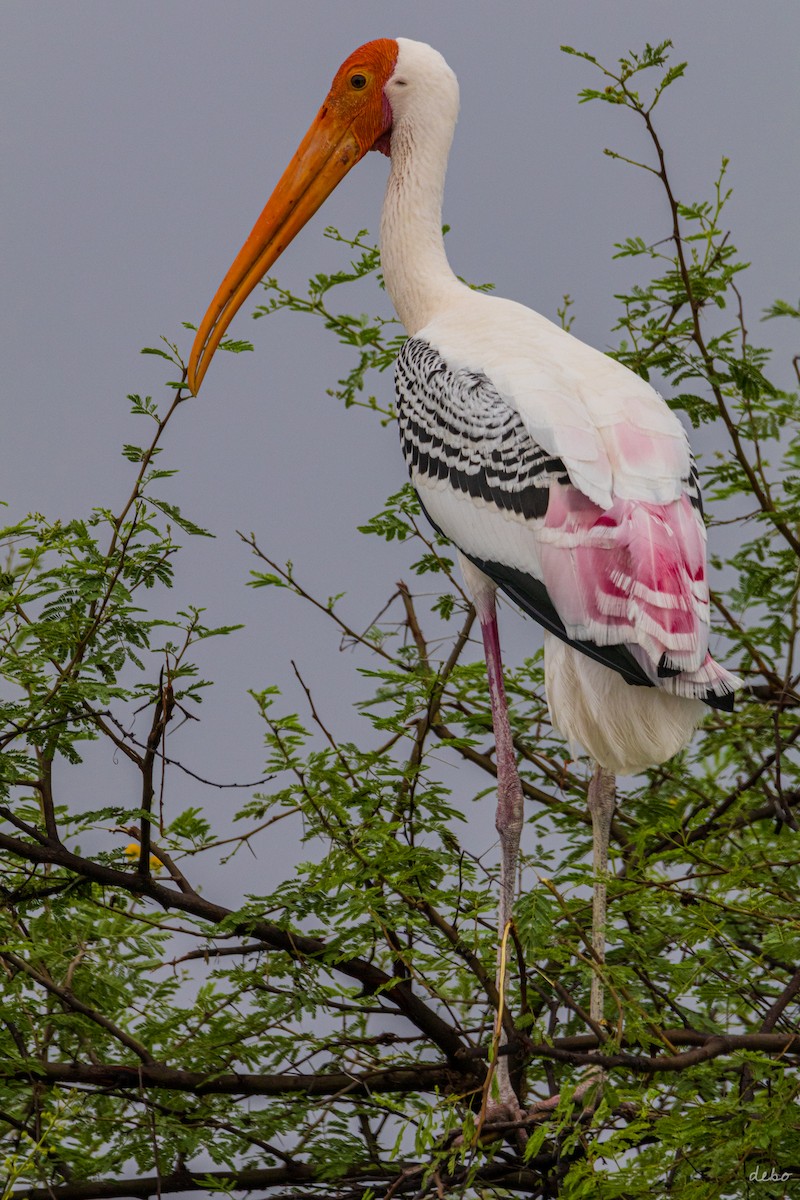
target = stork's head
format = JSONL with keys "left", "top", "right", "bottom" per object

{"left": 187, "top": 38, "right": 397, "bottom": 394}
{"left": 187, "top": 38, "right": 459, "bottom": 393}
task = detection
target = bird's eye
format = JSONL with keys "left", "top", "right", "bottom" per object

{"left": 350, "top": 74, "right": 367, "bottom": 90}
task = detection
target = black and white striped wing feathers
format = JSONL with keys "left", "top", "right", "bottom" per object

{"left": 396, "top": 337, "right": 568, "bottom": 521}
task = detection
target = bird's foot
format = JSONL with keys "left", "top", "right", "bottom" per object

{"left": 528, "top": 1064, "right": 605, "bottom": 1117}
{"left": 481, "top": 1096, "right": 526, "bottom": 1129}
{"left": 452, "top": 1097, "right": 527, "bottom": 1149}
{"left": 456, "top": 1069, "right": 604, "bottom": 1149}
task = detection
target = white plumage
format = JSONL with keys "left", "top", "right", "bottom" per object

{"left": 544, "top": 637, "right": 704, "bottom": 774}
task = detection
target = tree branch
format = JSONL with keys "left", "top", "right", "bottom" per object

{"left": 0, "top": 830, "right": 470, "bottom": 1066}
{"left": 0, "top": 952, "right": 154, "bottom": 1065}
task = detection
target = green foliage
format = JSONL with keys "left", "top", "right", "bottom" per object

{"left": 1, "top": 40, "right": 799, "bottom": 1200}
{"left": 252, "top": 228, "right": 404, "bottom": 419}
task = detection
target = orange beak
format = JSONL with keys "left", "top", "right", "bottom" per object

{"left": 187, "top": 38, "right": 397, "bottom": 394}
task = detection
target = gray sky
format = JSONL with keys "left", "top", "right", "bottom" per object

{"left": 3, "top": 1, "right": 799, "bottom": 899}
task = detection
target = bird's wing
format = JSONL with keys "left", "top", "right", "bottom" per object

{"left": 396, "top": 335, "right": 569, "bottom": 521}
{"left": 395, "top": 334, "right": 653, "bottom": 688}
{"left": 395, "top": 324, "right": 736, "bottom": 709}
{"left": 423, "top": 294, "right": 694, "bottom": 508}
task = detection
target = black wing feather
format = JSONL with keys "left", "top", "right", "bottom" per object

{"left": 396, "top": 337, "right": 568, "bottom": 521}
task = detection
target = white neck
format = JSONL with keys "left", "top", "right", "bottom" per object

{"left": 380, "top": 41, "right": 466, "bottom": 335}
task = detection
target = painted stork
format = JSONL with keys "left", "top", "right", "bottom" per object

{"left": 187, "top": 38, "right": 738, "bottom": 1113}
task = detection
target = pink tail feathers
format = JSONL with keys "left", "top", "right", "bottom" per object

{"left": 540, "top": 485, "right": 738, "bottom": 704}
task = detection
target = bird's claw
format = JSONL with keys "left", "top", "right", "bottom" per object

{"left": 528, "top": 1065, "right": 605, "bottom": 1116}
{"left": 481, "top": 1098, "right": 526, "bottom": 1128}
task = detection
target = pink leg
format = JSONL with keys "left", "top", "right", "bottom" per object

{"left": 478, "top": 600, "right": 525, "bottom": 1114}
{"left": 479, "top": 606, "right": 525, "bottom": 942}
{"left": 530, "top": 765, "right": 614, "bottom": 1115}
{"left": 587, "top": 764, "right": 616, "bottom": 1024}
